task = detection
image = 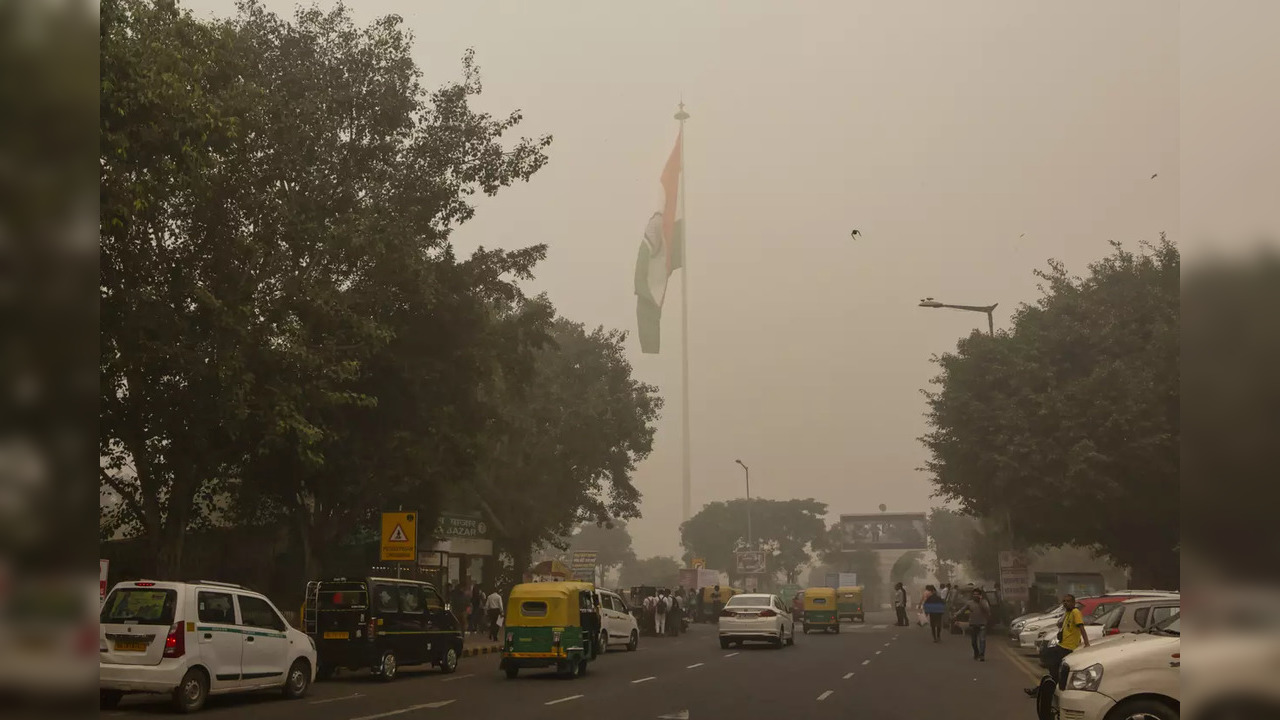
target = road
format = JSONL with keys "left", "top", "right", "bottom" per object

{"left": 105, "top": 611, "right": 1039, "bottom": 719}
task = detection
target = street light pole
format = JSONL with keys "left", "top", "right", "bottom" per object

{"left": 735, "top": 459, "right": 752, "bottom": 549}
{"left": 918, "top": 299, "right": 998, "bottom": 335}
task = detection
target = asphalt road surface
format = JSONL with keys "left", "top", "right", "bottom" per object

{"left": 105, "top": 611, "right": 1038, "bottom": 719}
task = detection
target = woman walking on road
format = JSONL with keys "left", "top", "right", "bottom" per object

{"left": 922, "top": 584, "right": 947, "bottom": 642}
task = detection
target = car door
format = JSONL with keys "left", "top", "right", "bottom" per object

{"left": 396, "top": 585, "right": 428, "bottom": 665}
{"left": 599, "top": 593, "right": 619, "bottom": 644}
{"left": 775, "top": 596, "right": 792, "bottom": 634}
{"left": 234, "top": 594, "right": 291, "bottom": 687}
{"left": 195, "top": 590, "right": 245, "bottom": 690}
{"left": 424, "top": 587, "right": 457, "bottom": 663}
{"left": 1147, "top": 604, "right": 1179, "bottom": 630}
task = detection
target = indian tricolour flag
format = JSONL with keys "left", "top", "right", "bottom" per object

{"left": 634, "top": 130, "right": 684, "bottom": 354}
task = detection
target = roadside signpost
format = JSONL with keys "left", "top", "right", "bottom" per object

{"left": 570, "top": 551, "right": 598, "bottom": 582}
{"left": 999, "top": 550, "right": 1030, "bottom": 605}
{"left": 381, "top": 511, "right": 417, "bottom": 563}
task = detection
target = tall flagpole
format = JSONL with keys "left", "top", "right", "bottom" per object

{"left": 675, "top": 100, "right": 691, "bottom": 523}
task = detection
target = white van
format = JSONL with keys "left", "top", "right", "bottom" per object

{"left": 596, "top": 589, "right": 640, "bottom": 651}
{"left": 99, "top": 580, "right": 316, "bottom": 713}
{"left": 1053, "top": 614, "right": 1180, "bottom": 720}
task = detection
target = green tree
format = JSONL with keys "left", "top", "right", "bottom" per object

{"left": 619, "top": 556, "right": 681, "bottom": 588}
{"left": 921, "top": 237, "right": 1179, "bottom": 587}
{"left": 467, "top": 318, "right": 663, "bottom": 578}
{"left": 679, "top": 498, "right": 827, "bottom": 584}
{"left": 561, "top": 521, "right": 636, "bottom": 578}
{"left": 100, "top": 0, "right": 554, "bottom": 577}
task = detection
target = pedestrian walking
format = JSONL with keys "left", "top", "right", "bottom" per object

{"left": 450, "top": 583, "right": 468, "bottom": 631}
{"left": 711, "top": 585, "right": 724, "bottom": 619}
{"left": 893, "top": 582, "right": 909, "bottom": 626}
{"left": 470, "top": 584, "right": 484, "bottom": 633}
{"left": 922, "top": 584, "right": 947, "bottom": 642}
{"left": 485, "top": 586, "right": 504, "bottom": 641}
{"left": 966, "top": 587, "right": 992, "bottom": 661}
{"left": 654, "top": 590, "right": 670, "bottom": 636}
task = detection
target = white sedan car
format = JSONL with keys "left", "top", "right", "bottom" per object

{"left": 717, "top": 593, "right": 795, "bottom": 649}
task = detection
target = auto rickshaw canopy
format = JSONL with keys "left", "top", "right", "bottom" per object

{"left": 802, "top": 586, "right": 838, "bottom": 609}
{"left": 506, "top": 581, "right": 596, "bottom": 628}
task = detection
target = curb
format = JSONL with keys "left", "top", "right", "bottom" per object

{"left": 462, "top": 644, "right": 501, "bottom": 658}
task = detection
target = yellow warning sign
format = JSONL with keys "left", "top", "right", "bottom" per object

{"left": 691, "top": 557, "right": 705, "bottom": 569}
{"left": 381, "top": 512, "right": 417, "bottom": 562}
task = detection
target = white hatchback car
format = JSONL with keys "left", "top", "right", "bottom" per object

{"left": 99, "top": 579, "right": 316, "bottom": 713}
{"left": 596, "top": 589, "right": 640, "bottom": 652}
{"left": 717, "top": 593, "right": 795, "bottom": 649}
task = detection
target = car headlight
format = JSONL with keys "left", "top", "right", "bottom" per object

{"left": 1012, "top": 621, "right": 1025, "bottom": 631}
{"left": 1067, "top": 663, "right": 1104, "bottom": 692}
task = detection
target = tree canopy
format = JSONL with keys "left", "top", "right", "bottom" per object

{"left": 921, "top": 237, "right": 1179, "bottom": 587}
{"left": 680, "top": 498, "right": 828, "bottom": 583}
{"left": 99, "top": 0, "right": 658, "bottom": 584}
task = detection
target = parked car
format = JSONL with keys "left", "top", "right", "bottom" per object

{"left": 1035, "top": 605, "right": 1123, "bottom": 665}
{"left": 1018, "top": 593, "right": 1177, "bottom": 649}
{"left": 303, "top": 576, "right": 462, "bottom": 681}
{"left": 100, "top": 579, "right": 316, "bottom": 713}
{"left": 596, "top": 588, "right": 640, "bottom": 651}
{"left": 1101, "top": 596, "right": 1180, "bottom": 636}
{"left": 1053, "top": 613, "right": 1180, "bottom": 720}
{"left": 718, "top": 593, "right": 795, "bottom": 649}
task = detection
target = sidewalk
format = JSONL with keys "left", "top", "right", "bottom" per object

{"left": 461, "top": 633, "right": 502, "bottom": 658}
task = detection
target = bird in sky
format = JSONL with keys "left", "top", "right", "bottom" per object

{"left": 850, "top": 229, "right": 861, "bottom": 239}
{"left": 1019, "top": 233, "right": 1026, "bottom": 238}
{"left": 1151, "top": 173, "right": 1158, "bottom": 179}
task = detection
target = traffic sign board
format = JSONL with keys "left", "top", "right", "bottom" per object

{"left": 381, "top": 512, "right": 417, "bottom": 562}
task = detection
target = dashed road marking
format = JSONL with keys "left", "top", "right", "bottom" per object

{"left": 817, "top": 690, "right": 834, "bottom": 701}
{"left": 724, "top": 652, "right": 739, "bottom": 658}
{"left": 633, "top": 676, "right": 657, "bottom": 684}
{"left": 349, "top": 701, "right": 454, "bottom": 720}
{"left": 862, "top": 659, "right": 871, "bottom": 666}
{"left": 842, "top": 672, "right": 854, "bottom": 679}
{"left": 545, "top": 695, "right": 584, "bottom": 706}
{"left": 441, "top": 673, "right": 474, "bottom": 682}
{"left": 875, "top": 650, "right": 882, "bottom": 655}
{"left": 884, "top": 642, "right": 891, "bottom": 647}
{"left": 687, "top": 662, "right": 704, "bottom": 669}
{"left": 310, "top": 693, "right": 364, "bottom": 705}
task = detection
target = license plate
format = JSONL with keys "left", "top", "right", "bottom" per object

{"left": 115, "top": 640, "right": 148, "bottom": 652}
{"left": 323, "top": 631, "right": 349, "bottom": 640}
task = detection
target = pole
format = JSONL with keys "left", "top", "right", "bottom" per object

{"left": 987, "top": 310, "right": 994, "bottom": 335}
{"left": 745, "top": 465, "right": 753, "bottom": 549}
{"left": 676, "top": 100, "right": 692, "bottom": 523}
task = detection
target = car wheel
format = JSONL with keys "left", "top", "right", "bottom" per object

{"left": 172, "top": 668, "right": 208, "bottom": 714}
{"left": 600, "top": 630, "right": 610, "bottom": 655}
{"left": 627, "top": 630, "right": 639, "bottom": 651}
{"left": 504, "top": 666, "right": 519, "bottom": 679}
{"left": 283, "top": 658, "right": 311, "bottom": 699}
{"left": 377, "top": 650, "right": 398, "bottom": 681}
{"left": 786, "top": 626, "right": 795, "bottom": 646}
{"left": 577, "top": 659, "right": 589, "bottom": 677}
{"left": 835, "top": 623, "right": 841, "bottom": 634}
{"left": 439, "top": 644, "right": 460, "bottom": 674}
{"left": 1107, "top": 698, "right": 1178, "bottom": 720}
{"left": 719, "top": 637, "right": 730, "bottom": 649}
{"left": 773, "top": 631, "right": 784, "bottom": 648}
{"left": 100, "top": 690, "right": 123, "bottom": 710}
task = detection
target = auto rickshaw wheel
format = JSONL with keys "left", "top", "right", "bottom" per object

{"left": 376, "top": 650, "right": 398, "bottom": 681}
{"left": 719, "top": 637, "right": 730, "bottom": 649}
{"left": 504, "top": 666, "right": 519, "bottom": 679}
{"left": 835, "top": 623, "right": 841, "bottom": 634}
{"left": 802, "top": 625, "right": 810, "bottom": 634}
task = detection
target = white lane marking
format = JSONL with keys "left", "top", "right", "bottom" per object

{"left": 349, "top": 701, "right": 454, "bottom": 720}
{"left": 545, "top": 695, "right": 584, "bottom": 706}
{"left": 817, "top": 690, "right": 834, "bottom": 701}
{"left": 862, "top": 659, "right": 871, "bottom": 665}
{"left": 724, "top": 652, "right": 739, "bottom": 658}
{"left": 875, "top": 650, "right": 882, "bottom": 655}
{"left": 884, "top": 642, "right": 891, "bottom": 647}
{"left": 842, "top": 672, "right": 854, "bottom": 679}
{"left": 310, "top": 692, "right": 365, "bottom": 704}
{"left": 658, "top": 712, "right": 690, "bottom": 719}
{"left": 633, "top": 676, "right": 657, "bottom": 684}
{"left": 441, "top": 673, "right": 474, "bottom": 682}
{"left": 686, "top": 662, "right": 704, "bottom": 668}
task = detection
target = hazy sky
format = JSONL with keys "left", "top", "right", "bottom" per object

{"left": 185, "top": 0, "right": 1194, "bottom": 558}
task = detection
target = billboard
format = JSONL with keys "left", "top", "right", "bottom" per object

{"left": 998, "top": 550, "right": 1030, "bottom": 602}
{"left": 735, "top": 550, "right": 766, "bottom": 574}
{"left": 838, "top": 512, "right": 928, "bottom": 551}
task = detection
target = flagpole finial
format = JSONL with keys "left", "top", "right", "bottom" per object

{"left": 675, "top": 99, "right": 690, "bottom": 122}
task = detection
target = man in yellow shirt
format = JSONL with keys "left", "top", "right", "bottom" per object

{"left": 1057, "top": 594, "right": 1091, "bottom": 656}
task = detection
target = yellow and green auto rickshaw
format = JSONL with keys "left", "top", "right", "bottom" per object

{"left": 500, "top": 582, "right": 602, "bottom": 679}
{"left": 837, "top": 586, "right": 865, "bottom": 623}
{"left": 802, "top": 586, "right": 840, "bottom": 633}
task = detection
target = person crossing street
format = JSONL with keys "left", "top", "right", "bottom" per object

{"left": 485, "top": 586, "right": 504, "bottom": 641}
